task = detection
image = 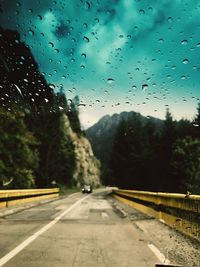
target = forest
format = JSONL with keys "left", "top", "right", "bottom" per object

{"left": 0, "top": 27, "right": 82, "bottom": 189}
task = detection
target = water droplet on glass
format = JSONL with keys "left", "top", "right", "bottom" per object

{"left": 48, "top": 42, "right": 54, "bottom": 48}
{"left": 49, "top": 84, "right": 55, "bottom": 89}
{"left": 28, "top": 9, "right": 33, "bottom": 13}
{"left": 84, "top": 1, "right": 91, "bottom": 10}
{"left": 28, "top": 29, "right": 34, "bottom": 36}
{"left": 181, "top": 75, "right": 186, "bottom": 80}
{"left": 168, "top": 17, "right": 173, "bottom": 23}
{"left": 139, "top": 9, "right": 145, "bottom": 15}
{"left": 159, "top": 38, "right": 164, "bottom": 43}
{"left": 142, "top": 84, "right": 148, "bottom": 92}
{"left": 83, "top": 36, "right": 90, "bottom": 42}
{"left": 37, "top": 15, "right": 42, "bottom": 20}
{"left": 81, "top": 53, "right": 86, "bottom": 58}
{"left": 107, "top": 78, "right": 115, "bottom": 84}
{"left": 196, "top": 43, "right": 200, "bottom": 47}
{"left": 182, "top": 58, "right": 189, "bottom": 64}
{"left": 83, "top": 23, "right": 88, "bottom": 29}
{"left": 181, "top": 39, "right": 188, "bottom": 45}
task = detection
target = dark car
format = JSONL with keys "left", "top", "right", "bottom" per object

{"left": 81, "top": 184, "right": 92, "bottom": 193}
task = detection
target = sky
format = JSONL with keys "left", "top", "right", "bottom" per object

{"left": 0, "top": 0, "right": 200, "bottom": 128}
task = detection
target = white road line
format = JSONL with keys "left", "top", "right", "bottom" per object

{"left": 0, "top": 195, "right": 89, "bottom": 267}
{"left": 148, "top": 244, "right": 170, "bottom": 264}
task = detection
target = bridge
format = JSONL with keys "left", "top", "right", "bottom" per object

{"left": 0, "top": 188, "right": 199, "bottom": 267}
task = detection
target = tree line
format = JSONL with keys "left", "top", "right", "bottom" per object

{"left": 0, "top": 27, "right": 82, "bottom": 189}
{"left": 105, "top": 104, "right": 200, "bottom": 194}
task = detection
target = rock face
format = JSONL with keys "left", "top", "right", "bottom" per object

{"left": 65, "top": 115, "right": 101, "bottom": 187}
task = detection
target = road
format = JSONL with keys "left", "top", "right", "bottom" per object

{"left": 0, "top": 189, "right": 199, "bottom": 267}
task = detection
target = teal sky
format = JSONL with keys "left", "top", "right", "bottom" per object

{"left": 0, "top": 0, "right": 200, "bottom": 127}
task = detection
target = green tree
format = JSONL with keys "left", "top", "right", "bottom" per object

{"left": 192, "top": 102, "right": 200, "bottom": 138}
{"left": 67, "top": 96, "right": 82, "bottom": 135}
{"left": 0, "top": 109, "right": 38, "bottom": 189}
{"left": 171, "top": 137, "right": 200, "bottom": 194}
{"left": 158, "top": 108, "right": 177, "bottom": 192}
{"left": 108, "top": 114, "right": 146, "bottom": 189}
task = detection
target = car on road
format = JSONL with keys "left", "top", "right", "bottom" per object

{"left": 81, "top": 184, "right": 92, "bottom": 194}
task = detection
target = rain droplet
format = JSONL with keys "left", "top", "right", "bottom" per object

{"left": 107, "top": 78, "right": 115, "bottom": 84}
{"left": 83, "top": 23, "right": 88, "bottom": 29}
{"left": 159, "top": 38, "right": 164, "bottom": 43}
{"left": 28, "top": 29, "right": 34, "bottom": 36}
{"left": 168, "top": 17, "right": 173, "bottom": 23}
{"left": 182, "top": 58, "right": 189, "bottom": 64}
{"left": 142, "top": 84, "right": 148, "bottom": 92}
{"left": 81, "top": 53, "right": 86, "bottom": 58}
{"left": 83, "top": 36, "right": 90, "bottom": 42}
{"left": 49, "top": 84, "right": 55, "bottom": 89}
{"left": 84, "top": 1, "right": 91, "bottom": 10}
{"left": 37, "top": 15, "right": 42, "bottom": 20}
{"left": 48, "top": 42, "right": 54, "bottom": 48}
{"left": 28, "top": 8, "right": 33, "bottom": 13}
{"left": 181, "top": 39, "right": 188, "bottom": 45}
{"left": 139, "top": 9, "right": 145, "bottom": 15}
{"left": 196, "top": 43, "right": 200, "bottom": 47}
{"left": 181, "top": 75, "right": 186, "bottom": 80}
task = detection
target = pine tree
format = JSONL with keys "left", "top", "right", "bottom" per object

{"left": 67, "top": 96, "right": 82, "bottom": 135}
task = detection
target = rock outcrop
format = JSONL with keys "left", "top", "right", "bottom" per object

{"left": 64, "top": 115, "right": 101, "bottom": 188}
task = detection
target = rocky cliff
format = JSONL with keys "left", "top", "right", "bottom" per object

{"left": 64, "top": 115, "right": 101, "bottom": 188}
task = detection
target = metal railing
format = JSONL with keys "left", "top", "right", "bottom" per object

{"left": 112, "top": 189, "right": 200, "bottom": 241}
{"left": 0, "top": 188, "right": 59, "bottom": 208}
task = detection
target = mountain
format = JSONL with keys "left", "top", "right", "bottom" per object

{"left": 86, "top": 111, "right": 163, "bottom": 174}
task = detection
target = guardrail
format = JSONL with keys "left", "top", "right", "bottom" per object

{"left": 0, "top": 188, "right": 59, "bottom": 208}
{"left": 112, "top": 189, "right": 200, "bottom": 241}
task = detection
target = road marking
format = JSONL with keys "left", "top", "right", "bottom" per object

{"left": 148, "top": 244, "right": 170, "bottom": 264}
{"left": 0, "top": 195, "right": 89, "bottom": 267}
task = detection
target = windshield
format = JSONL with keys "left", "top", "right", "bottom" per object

{"left": 0, "top": 1, "right": 200, "bottom": 267}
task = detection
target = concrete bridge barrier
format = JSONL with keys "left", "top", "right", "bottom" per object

{"left": 0, "top": 188, "right": 59, "bottom": 208}
{"left": 112, "top": 189, "right": 200, "bottom": 241}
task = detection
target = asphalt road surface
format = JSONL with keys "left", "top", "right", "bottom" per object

{"left": 0, "top": 189, "right": 199, "bottom": 267}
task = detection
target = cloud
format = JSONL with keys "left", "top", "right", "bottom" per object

{"left": 0, "top": 0, "right": 199, "bottom": 121}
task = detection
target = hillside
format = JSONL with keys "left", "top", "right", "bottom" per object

{"left": 0, "top": 26, "right": 100, "bottom": 189}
